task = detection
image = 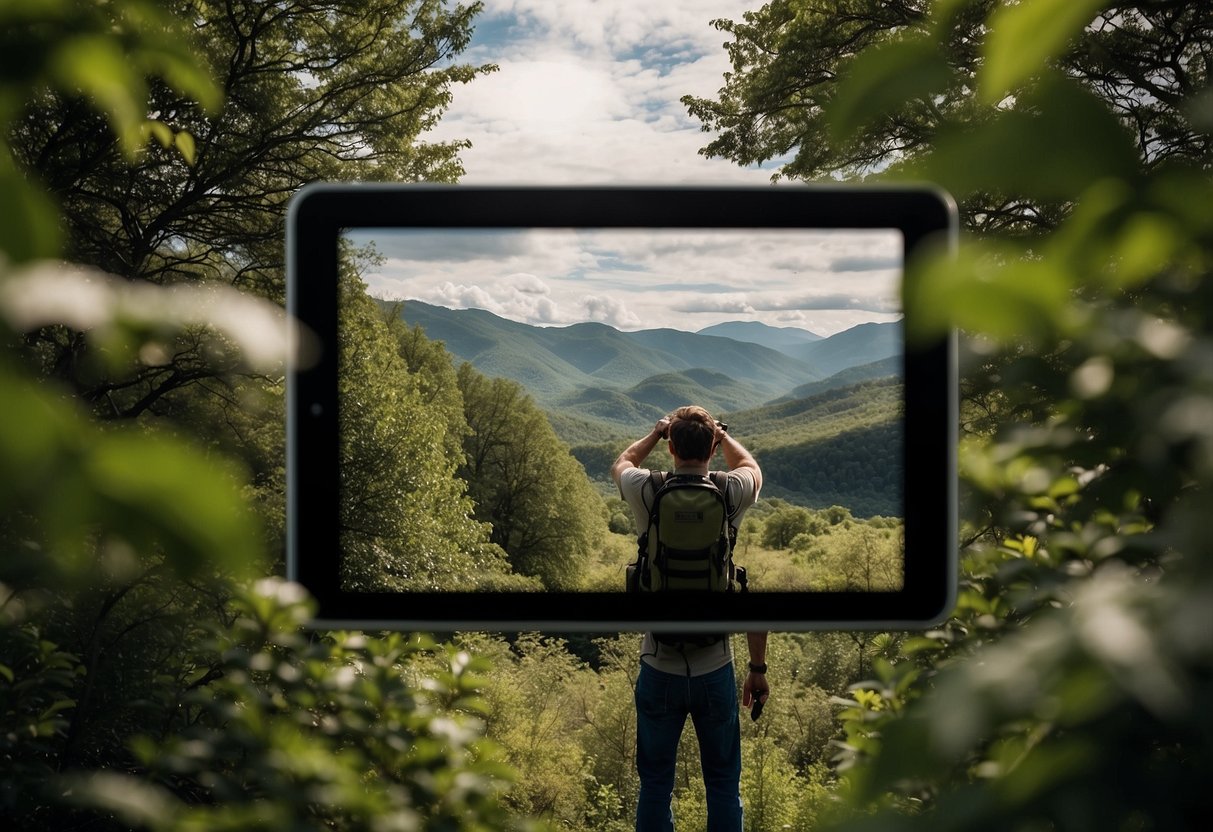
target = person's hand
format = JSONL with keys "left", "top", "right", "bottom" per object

{"left": 743, "top": 670, "right": 769, "bottom": 720}
{"left": 654, "top": 417, "right": 672, "bottom": 439}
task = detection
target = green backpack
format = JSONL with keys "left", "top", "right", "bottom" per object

{"left": 627, "top": 471, "right": 747, "bottom": 594}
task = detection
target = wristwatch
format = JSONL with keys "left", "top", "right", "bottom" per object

{"left": 748, "top": 662, "right": 767, "bottom": 674}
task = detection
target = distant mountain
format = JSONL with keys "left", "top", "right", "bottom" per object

{"left": 787, "top": 320, "right": 902, "bottom": 378}
{"left": 697, "top": 321, "right": 822, "bottom": 354}
{"left": 771, "top": 355, "right": 901, "bottom": 404}
{"left": 391, "top": 300, "right": 824, "bottom": 400}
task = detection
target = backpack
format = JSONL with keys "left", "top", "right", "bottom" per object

{"left": 626, "top": 472, "right": 748, "bottom": 649}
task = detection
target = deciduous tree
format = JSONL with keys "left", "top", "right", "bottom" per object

{"left": 457, "top": 364, "right": 608, "bottom": 590}
{"left": 11, "top": 0, "right": 493, "bottom": 420}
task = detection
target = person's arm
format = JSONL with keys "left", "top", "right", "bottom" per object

{"left": 610, "top": 417, "right": 671, "bottom": 487}
{"left": 742, "top": 631, "right": 769, "bottom": 707}
{"left": 716, "top": 426, "right": 763, "bottom": 491}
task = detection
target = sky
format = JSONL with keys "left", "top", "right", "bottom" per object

{"left": 350, "top": 228, "right": 902, "bottom": 337}
{"left": 425, "top": 0, "right": 784, "bottom": 185}
{"left": 355, "top": 0, "right": 903, "bottom": 337}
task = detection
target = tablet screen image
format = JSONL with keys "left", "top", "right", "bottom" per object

{"left": 339, "top": 226, "right": 904, "bottom": 595}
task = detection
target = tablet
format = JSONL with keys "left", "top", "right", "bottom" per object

{"left": 286, "top": 184, "right": 956, "bottom": 631}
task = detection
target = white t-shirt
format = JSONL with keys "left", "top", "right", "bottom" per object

{"left": 617, "top": 465, "right": 761, "bottom": 676}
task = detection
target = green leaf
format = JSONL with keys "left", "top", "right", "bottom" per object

{"left": 0, "top": 161, "right": 62, "bottom": 261}
{"left": 1106, "top": 212, "right": 1184, "bottom": 288}
{"left": 50, "top": 35, "right": 148, "bottom": 158}
{"left": 143, "top": 120, "right": 173, "bottom": 148}
{"left": 40, "top": 698, "right": 76, "bottom": 719}
{"left": 174, "top": 130, "right": 197, "bottom": 165}
{"left": 916, "top": 77, "right": 1139, "bottom": 202}
{"left": 905, "top": 242, "right": 1075, "bottom": 344}
{"left": 139, "top": 46, "right": 224, "bottom": 114}
{"left": 827, "top": 34, "right": 953, "bottom": 144}
{"left": 982, "top": 0, "right": 1108, "bottom": 103}
{"left": 77, "top": 431, "right": 263, "bottom": 578}
{"left": 0, "top": 366, "right": 75, "bottom": 501}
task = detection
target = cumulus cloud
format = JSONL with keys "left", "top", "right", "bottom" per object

{"left": 498, "top": 287, "right": 560, "bottom": 323}
{"left": 432, "top": 282, "right": 496, "bottom": 310}
{"left": 503, "top": 272, "right": 551, "bottom": 295}
{"left": 583, "top": 294, "right": 642, "bottom": 328}
{"left": 419, "top": 277, "right": 564, "bottom": 325}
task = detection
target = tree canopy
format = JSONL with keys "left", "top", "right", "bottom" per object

{"left": 456, "top": 364, "right": 608, "bottom": 590}
{"left": 683, "top": 0, "right": 1213, "bottom": 235}
{"left": 11, "top": 0, "right": 493, "bottom": 420}
{"left": 1, "top": 2, "right": 535, "bottom": 829}
{"left": 683, "top": 1, "right": 1213, "bottom": 829}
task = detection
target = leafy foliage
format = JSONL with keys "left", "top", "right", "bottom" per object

{"left": 456, "top": 365, "right": 608, "bottom": 589}
{"left": 338, "top": 260, "right": 519, "bottom": 592}
{"left": 687, "top": 1, "right": 1213, "bottom": 830}
{"left": 10, "top": 0, "right": 1213, "bottom": 830}
{"left": 11, "top": 0, "right": 492, "bottom": 421}
{"left": 71, "top": 580, "right": 534, "bottom": 832}
{"left": 1, "top": 2, "right": 536, "bottom": 830}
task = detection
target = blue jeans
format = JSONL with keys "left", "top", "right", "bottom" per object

{"left": 634, "top": 661, "right": 743, "bottom": 831}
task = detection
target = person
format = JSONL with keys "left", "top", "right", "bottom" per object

{"left": 610, "top": 405, "right": 768, "bottom": 832}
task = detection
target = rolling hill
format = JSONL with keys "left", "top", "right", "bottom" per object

{"left": 389, "top": 301, "right": 900, "bottom": 404}
{"left": 382, "top": 298, "right": 904, "bottom": 515}
{"left": 697, "top": 320, "right": 823, "bottom": 353}
{"left": 721, "top": 376, "right": 903, "bottom": 517}
{"left": 787, "top": 320, "right": 902, "bottom": 377}
{"left": 771, "top": 355, "right": 902, "bottom": 403}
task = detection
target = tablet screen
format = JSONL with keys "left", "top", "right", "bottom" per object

{"left": 288, "top": 185, "right": 955, "bottom": 629}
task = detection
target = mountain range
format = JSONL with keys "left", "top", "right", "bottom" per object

{"left": 383, "top": 300, "right": 904, "bottom": 515}
{"left": 390, "top": 300, "right": 900, "bottom": 415}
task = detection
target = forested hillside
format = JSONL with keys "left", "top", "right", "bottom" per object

{"left": 388, "top": 297, "right": 905, "bottom": 515}
{"left": 0, "top": 2, "right": 535, "bottom": 829}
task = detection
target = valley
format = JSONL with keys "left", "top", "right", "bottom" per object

{"left": 385, "top": 299, "right": 904, "bottom": 517}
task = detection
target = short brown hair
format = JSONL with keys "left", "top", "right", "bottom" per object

{"left": 667, "top": 405, "right": 717, "bottom": 462}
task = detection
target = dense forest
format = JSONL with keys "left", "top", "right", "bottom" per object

{"left": 3, "top": 1, "right": 1213, "bottom": 831}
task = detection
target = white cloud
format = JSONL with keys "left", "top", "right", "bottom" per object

{"left": 432, "top": 281, "right": 496, "bottom": 310}
{"left": 429, "top": 2, "right": 772, "bottom": 184}
{"left": 671, "top": 295, "right": 756, "bottom": 315}
{"left": 583, "top": 294, "right": 642, "bottom": 328}
{"left": 357, "top": 227, "right": 903, "bottom": 336}
{"left": 503, "top": 272, "right": 551, "bottom": 295}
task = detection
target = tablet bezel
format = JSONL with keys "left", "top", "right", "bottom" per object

{"left": 286, "top": 184, "right": 957, "bottom": 631}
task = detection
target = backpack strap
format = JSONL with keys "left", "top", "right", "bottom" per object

{"left": 707, "top": 471, "right": 741, "bottom": 562}
{"left": 642, "top": 471, "right": 669, "bottom": 518}
{"left": 707, "top": 471, "right": 737, "bottom": 522}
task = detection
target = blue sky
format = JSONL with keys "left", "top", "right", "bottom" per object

{"left": 355, "top": 0, "right": 903, "bottom": 337}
